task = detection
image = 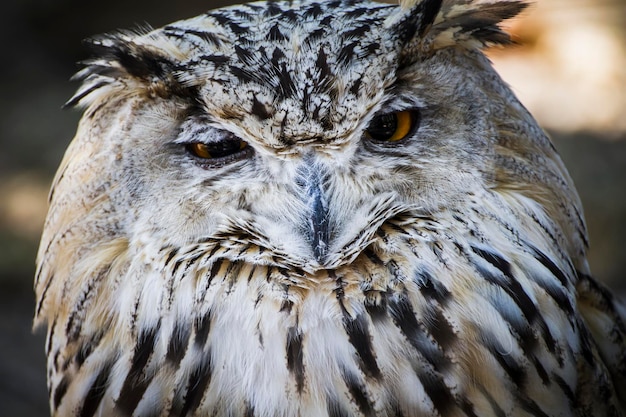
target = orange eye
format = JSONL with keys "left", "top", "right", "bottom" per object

{"left": 366, "top": 110, "right": 419, "bottom": 142}
{"left": 188, "top": 142, "right": 212, "bottom": 159}
{"left": 186, "top": 138, "right": 248, "bottom": 160}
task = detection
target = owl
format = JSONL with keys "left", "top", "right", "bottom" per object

{"left": 34, "top": 0, "right": 626, "bottom": 416}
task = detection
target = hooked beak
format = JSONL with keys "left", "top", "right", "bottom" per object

{"left": 296, "top": 158, "right": 332, "bottom": 264}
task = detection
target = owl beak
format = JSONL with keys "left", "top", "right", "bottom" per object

{"left": 290, "top": 156, "right": 401, "bottom": 269}
{"left": 308, "top": 181, "right": 330, "bottom": 264}
{"left": 296, "top": 158, "right": 331, "bottom": 264}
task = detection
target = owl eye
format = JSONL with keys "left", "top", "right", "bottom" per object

{"left": 365, "top": 110, "right": 419, "bottom": 142}
{"left": 185, "top": 136, "right": 250, "bottom": 162}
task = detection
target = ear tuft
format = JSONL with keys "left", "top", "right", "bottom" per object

{"left": 389, "top": 0, "right": 443, "bottom": 43}
{"left": 431, "top": 0, "right": 528, "bottom": 49}
{"left": 65, "top": 32, "right": 182, "bottom": 108}
{"left": 392, "top": 0, "right": 527, "bottom": 53}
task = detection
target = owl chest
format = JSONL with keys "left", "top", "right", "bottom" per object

{"left": 56, "top": 230, "right": 589, "bottom": 417}
{"left": 106, "top": 252, "right": 575, "bottom": 417}
{"left": 156, "top": 275, "right": 448, "bottom": 417}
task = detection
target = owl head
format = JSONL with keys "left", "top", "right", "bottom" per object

{"left": 35, "top": 0, "right": 586, "bottom": 320}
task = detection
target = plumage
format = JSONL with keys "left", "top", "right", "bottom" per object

{"left": 35, "top": 0, "right": 626, "bottom": 416}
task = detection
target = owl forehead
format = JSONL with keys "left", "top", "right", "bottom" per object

{"left": 160, "top": 0, "right": 400, "bottom": 145}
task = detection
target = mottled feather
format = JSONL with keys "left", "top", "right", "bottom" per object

{"left": 35, "top": 1, "right": 626, "bottom": 416}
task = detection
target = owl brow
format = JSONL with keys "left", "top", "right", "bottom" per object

{"left": 173, "top": 120, "right": 237, "bottom": 146}
{"left": 82, "top": 35, "right": 175, "bottom": 80}
{"left": 375, "top": 91, "right": 424, "bottom": 114}
{"left": 67, "top": 34, "right": 205, "bottom": 108}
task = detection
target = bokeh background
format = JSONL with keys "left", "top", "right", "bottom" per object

{"left": 1, "top": 0, "right": 624, "bottom": 415}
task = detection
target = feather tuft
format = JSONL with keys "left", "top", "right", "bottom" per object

{"left": 394, "top": 0, "right": 528, "bottom": 52}
{"left": 431, "top": 0, "right": 528, "bottom": 48}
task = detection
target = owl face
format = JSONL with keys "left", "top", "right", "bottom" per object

{"left": 75, "top": 0, "right": 533, "bottom": 270}
{"left": 37, "top": 2, "right": 626, "bottom": 416}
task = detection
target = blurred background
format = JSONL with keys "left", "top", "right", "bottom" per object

{"left": 0, "top": 0, "right": 624, "bottom": 415}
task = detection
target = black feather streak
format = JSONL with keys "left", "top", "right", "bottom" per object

{"left": 280, "top": 299, "right": 294, "bottom": 314}
{"left": 482, "top": 330, "right": 527, "bottom": 387}
{"left": 271, "top": 48, "right": 297, "bottom": 99}
{"left": 395, "top": 0, "right": 443, "bottom": 43}
{"left": 234, "top": 44, "right": 257, "bottom": 65}
{"left": 198, "top": 54, "right": 230, "bottom": 65}
{"left": 79, "top": 359, "right": 115, "bottom": 417}
{"left": 342, "top": 24, "right": 370, "bottom": 39}
{"left": 164, "top": 27, "right": 223, "bottom": 47}
{"left": 459, "top": 397, "right": 480, "bottom": 417}
{"left": 327, "top": 397, "right": 351, "bottom": 417}
{"left": 340, "top": 367, "right": 375, "bottom": 416}
{"left": 479, "top": 386, "right": 507, "bottom": 417}
{"left": 166, "top": 322, "right": 192, "bottom": 365}
{"left": 101, "top": 40, "right": 171, "bottom": 80}
{"left": 424, "top": 306, "right": 457, "bottom": 351}
{"left": 268, "top": 24, "right": 287, "bottom": 41}
{"left": 529, "top": 245, "right": 570, "bottom": 288}
{"left": 552, "top": 373, "right": 576, "bottom": 405}
{"left": 303, "top": 28, "right": 327, "bottom": 46}
{"left": 286, "top": 326, "right": 305, "bottom": 394}
{"left": 389, "top": 294, "right": 451, "bottom": 372}
{"left": 415, "top": 269, "right": 451, "bottom": 304}
{"left": 194, "top": 312, "right": 212, "bottom": 348}
{"left": 415, "top": 368, "right": 455, "bottom": 415}
{"left": 342, "top": 313, "right": 382, "bottom": 379}
{"left": 208, "top": 258, "right": 224, "bottom": 284}
{"left": 180, "top": 355, "right": 213, "bottom": 416}
{"left": 65, "top": 81, "right": 110, "bottom": 108}
{"left": 53, "top": 376, "right": 70, "bottom": 410}
{"left": 115, "top": 323, "right": 160, "bottom": 415}
{"left": 303, "top": 3, "right": 324, "bottom": 18}
{"left": 76, "top": 329, "right": 106, "bottom": 369}
{"left": 472, "top": 246, "right": 557, "bottom": 354}
{"left": 164, "top": 248, "right": 179, "bottom": 267}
